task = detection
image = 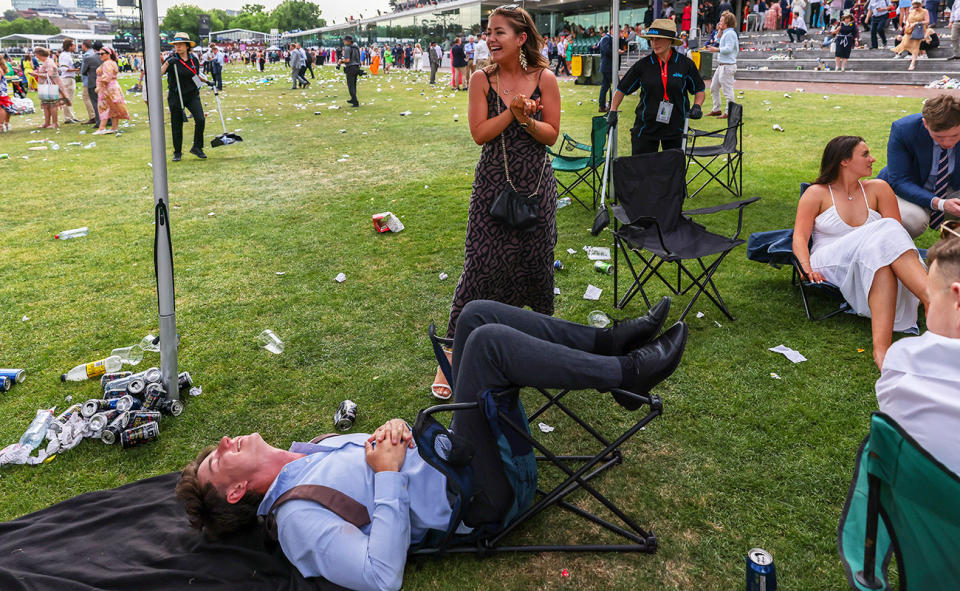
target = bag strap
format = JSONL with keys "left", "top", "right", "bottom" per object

{"left": 496, "top": 73, "right": 548, "bottom": 199}
{"left": 265, "top": 484, "right": 371, "bottom": 541}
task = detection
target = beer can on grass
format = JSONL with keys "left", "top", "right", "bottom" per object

{"left": 109, "top": 395, "right": 141, "bottom": 412}
{"left": 594, "top": 261, "right": 613, "bottom": 275}
{"left": 101, "top": 412, "right": 129, "bottom": 445}
{"left": 553, "top": 260, "right": 564, "bottom": 271}
{"left": 157, "top": 398, "right": 184, "bottom": 417}
{"left": 51, "top": 404, "right": 82, "bottom": 433}
{"left": 122, "top": 410, "right": 161, "bottom": 430}
{"left": 89, "top": 409, "right": 121, "bottom": 433}
{"left": 120, "top": 421, "right": 160, "bottom": 449}
{"left": 142, "top": 383, "right": 166, "bottom": 410}
{"left": 0, "top": 369, "right": 26, "bottom": 384}
{"left": 82, "top": 398, "right": 111, "bottom": 417}
{"left": 0, "top": 376, "right": 9, "bottom": 392}
{"left": 178, "top": 372, "right": 193, "bottom": 394}
{"left": 334, "top": 400, "right": 358, "bottom": 431}
{"left": 100, "top": 371, "right": 132, "bottom": 389}
{"left": 125, "top": 378, "right": 146, "bottom": 398}
{"left": 746, "top": 548, "right": 777, "bottom": 591}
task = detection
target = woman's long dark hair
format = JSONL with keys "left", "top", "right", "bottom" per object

{"left": 813, "top": 135, "right": 865, "bottom": 185}
{"left": 487, "top": 5, "right": 549, "bottom": 72}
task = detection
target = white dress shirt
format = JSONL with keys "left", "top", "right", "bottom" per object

{"left": 876, "top": 331, "right": 960, "bottom": 475}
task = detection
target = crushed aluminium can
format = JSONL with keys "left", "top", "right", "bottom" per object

{"left": 554, "top": 260, "right": 564, "bottom": 271}
{"left": 142, "top": 383, "right": 166, "bottom": 410}
{"left": 746, "top": 548, "right": 777, "bottom": 591}
{"left": 89, "top": 409, "right": 121, "bottom": 433}
{"left": 157, "top": 399, "right": 184, "bottom": 417}
{"left": 99, "top": 371, "right": 132, "bottom": 389}
{"left": 101, "top": 412, "right": 129, "bottom": 445}
{"left": 334, "top": 400, "right": 358, "bottom": 431}
{"left": 82, "top": 398, "right": 112, "bottom": 417}
{"left": 594, "top": 260, "right": 613, "bottom": 275}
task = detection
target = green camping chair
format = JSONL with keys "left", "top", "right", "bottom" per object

{"left": 837, "top": 412, "right": 960, "bottom": 590}
{"left": 548, "top": 116, "right": 609, "bottom": 211}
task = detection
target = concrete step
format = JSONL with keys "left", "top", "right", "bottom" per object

{"left": 740, "top": 47, "right": 949, "bottom": 59}
{"left": 736, "top": 68, "right": 946, "bottom": 84}
{"left": 739, "top": 57, "right": 960, "bottom": 72}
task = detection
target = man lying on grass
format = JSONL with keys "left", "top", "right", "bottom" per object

{"left": 176, "top": 299, "right": 687, "bottom": 591}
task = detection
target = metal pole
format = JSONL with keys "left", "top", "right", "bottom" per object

{"left": 690, "top": 0, "right": 700, "bottom": 46}
{"left": 141, "top": 0, "right": 179, "bottom": 400}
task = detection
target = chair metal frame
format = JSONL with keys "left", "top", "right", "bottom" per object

{"left": 611, "top": 152, "right": 759, "bottom": 322}
{"left": 684, "top": 101, "right": 744, "bottom": 199}
{"left": 547, "top": 115, "right": 609, "bottom": 211}
{"left": 412, "top": 325, "right": 662, "bottom": 556}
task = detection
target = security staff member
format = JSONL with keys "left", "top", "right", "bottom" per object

{"left": 160, "top": 32, "right": 210, "bottom": 161}
{"left": 606, "top": 19, "right": 705, "bottom": 155}
{"left": 338, "top": 35, "right": 361, "bottom": 107}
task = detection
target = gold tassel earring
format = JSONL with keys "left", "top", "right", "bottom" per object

{"left": 519, "top": 48, "right": 528, "bottom": 70}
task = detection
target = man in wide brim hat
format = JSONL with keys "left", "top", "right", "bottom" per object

{"left": 170, "top": 32, "right": 196, "bottom": 48}
{"left": 641, "top": 19, "right": 685, "bottom": 46}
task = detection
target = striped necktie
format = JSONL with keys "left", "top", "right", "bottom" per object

{"left": 931, "top": 148, "right": 950, "bottom": 230}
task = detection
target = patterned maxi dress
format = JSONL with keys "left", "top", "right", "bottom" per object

{"left": 96, "top": 60, "right": 129, "bottom": 122}
{"left": 446, "top": 69, "right": 559, "bottom": 338}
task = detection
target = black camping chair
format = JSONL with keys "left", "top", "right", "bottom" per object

{"left": 684, "top": 101, "right": 744, "bottom": 199}
{"left": 412, "top": 324, "right": 662, "bottom": 556}
{"left": 548, "top": 115, "right": 609, "bottom": 210}
{"left": 611, "top": 150, "right": 759, "bottom": 322}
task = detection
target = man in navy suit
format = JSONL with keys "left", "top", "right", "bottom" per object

{"left": 877, "top": 94, "right": 960, "bottom": 238}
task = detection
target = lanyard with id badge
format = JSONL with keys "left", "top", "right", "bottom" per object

{"left": 655, "top": 53, "right": 672, "bottom": 124}
{"left": 179, "top": 57, "right": 202, "bottom": 90}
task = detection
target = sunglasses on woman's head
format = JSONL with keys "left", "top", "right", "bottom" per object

{"left": 493, "top": 3, "right": 520, "bottom": 11}
{"left": 943, "top": 220, "right": 960, "bottom": 241}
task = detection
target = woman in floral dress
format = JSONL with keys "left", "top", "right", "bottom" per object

{"left": 93, "top": 47, "right": 129, "bottom": 135}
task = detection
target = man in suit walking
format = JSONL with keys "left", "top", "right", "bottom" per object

{"left": 289, "top": 43, "right": 306, "bottom": 89}
{"left": 878, "top": 94, "right": 960, "bottom": 238}
{"left": 209, "top": 45, "right": 224, "bottom": 91}
{"left": 428, "top": 41, "right": 442, "bottom": 84}
{"left": 338, "top": 35, "right": 361, "bottom": 107}
{"left": 80, "top": 40, "right": 102, "bottom": 127}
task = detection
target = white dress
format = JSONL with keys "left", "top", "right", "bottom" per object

{"left": 413, "top": 48, "right": 424, "bottom": 71}
{"left": 809, "top": 182, "right": 922, "bottom": 332}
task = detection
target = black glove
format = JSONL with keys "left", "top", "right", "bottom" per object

{"left": 165, "top": 54, "right": 179, "bottom": 64}
{"left": 606, "top": 110, "right": 619, "bottom": 128}
{"left": 206, "top": 80, "right": 215, "bottom": 87}
{"left": 689, "top": 104, "right": 703, "bottom": 120}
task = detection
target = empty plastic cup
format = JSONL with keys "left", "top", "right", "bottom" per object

{"left": 587, "top": 310, "right": 612, "bottom": 328}
{"left": 111, "top": 345, "right": 144, "bottom": 366}
{"left": 257, "top": 330, "right": 284, "bottom": 354}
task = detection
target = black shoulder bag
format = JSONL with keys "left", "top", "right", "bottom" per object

{"left": 488, "top": 74, "right": 549, "bottom": 232}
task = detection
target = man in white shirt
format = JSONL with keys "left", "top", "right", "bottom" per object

{"left": 473, "top": 33, "right": 490, "bottom": 69}
{"left": 58, "top": 38, "right": 79, "bottom": 123}
{"left": 876, "top": 232, "right": 960, "bottom": 474}
{"left": 950, "top": 0, "right": 960, "bottom": 59}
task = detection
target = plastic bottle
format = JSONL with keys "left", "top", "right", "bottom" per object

{"left": 19, "top": 408, "right": 55, "bottom": 450}
{"left": 557, "top": 197, "right": 572, "bottom": 209}
{"left": 54, "top": 227, "right": 89, "bottom": 240}
{"left": 61, "top": 355, "right": 122, "bottom": 382}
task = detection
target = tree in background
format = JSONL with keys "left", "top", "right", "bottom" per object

{"left": 3, "top": 9, "right": 20, "bottom": 21}
{"left": 271, "top": 0, "right": 324, "bottom": 32}
{"left": 230, "top": 3, "right": 276, "bottom": 33}
{"left": 161, "top": 4, "right": 233, "bottom": 40}
{"left": 0, "top": 17, "right": 60, "bottom": 37}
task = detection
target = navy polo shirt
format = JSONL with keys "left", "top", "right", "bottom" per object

{"left": 617, "top": 49, "right": 705, "bottom": 139}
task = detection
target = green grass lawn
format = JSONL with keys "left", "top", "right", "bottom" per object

{"left": 0, "top": 64, "right": 937, "bottom": 589}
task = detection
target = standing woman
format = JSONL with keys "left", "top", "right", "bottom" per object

{"left": 832, "top": 11, "right": 857, "bottom": 70}
{"left": 30, "top": 47, "right": 69, "bottom": 129}
{"left": 0, "top": 54, "right": 17, "bottom": 132}
{"left": 431, "top": 4, "right": 562, "bottom": 400}
{"left": 706, "top": 11, "right": 739, "bottom": 119}
{"left": 413, "top": 42, "right": 424, "bottom": 71}
{"left": 607, "top": 18, "right": 705, "bottom": 155}
{"left": 891, "top": 0, "right": 929, "bottom": 70}
{"left": 93, "top": 47, "right": 129, "bottom": 135}
{"left": 160, "top": 33, "right": 209, "bottom": 161}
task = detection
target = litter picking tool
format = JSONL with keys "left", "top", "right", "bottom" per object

{"left": 591, "top": 122, "right": 616, "bottom": 236}
{"left": 210, "top": 87, "right": 242, "bottom": 147}
{"left": 173, "top": 62, "right": 190, "bottom": 121}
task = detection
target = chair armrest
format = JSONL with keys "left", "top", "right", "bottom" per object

{"left": 560, "top": 133, "right": 590, "bottom": 152}
{"left": 689, "top": 127, "right": 726, "bottom": 138}
{"left": 683, "top": 196, "right": 760, "bottom": 216}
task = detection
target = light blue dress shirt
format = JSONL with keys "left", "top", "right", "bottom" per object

{"left": 257, "top": 433, "right": 451, "bottom": 591}
{"left": 717, "top": 28, "right": 739, "bottom": 64}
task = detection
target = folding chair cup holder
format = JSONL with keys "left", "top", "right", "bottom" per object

{"left": 684, "top": 101, "right": 743, "bottom": 200}
{"left": 418, "top": 323, "right": 662, "bottom": 556}
{"left": 610, "top": 149, "right": 759, "bottom": 323}
{"left": 548, "top": 116, "right": 610, "bottom": 211}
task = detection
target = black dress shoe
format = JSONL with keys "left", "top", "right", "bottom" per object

{"left": 189, "top": 147, "right": 207, "bottom": 159}
{"left": 172, "top": 152, "right": 182, "bottom": 162}
{"left": 603, "top": 296, "right": 672, "bottom": 354}
{"left": 615, "top": 322, "right": 688, "bottom": 409}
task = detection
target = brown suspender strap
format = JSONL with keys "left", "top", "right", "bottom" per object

{"left": 266, "top": 484, "right": 372, "bottom": 541}
{"left": 310, "top": 433, "right": 340, "bottom": 444}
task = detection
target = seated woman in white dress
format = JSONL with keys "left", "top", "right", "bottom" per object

{"left": 793, "top": 136, "right": 929, "bottom": 369}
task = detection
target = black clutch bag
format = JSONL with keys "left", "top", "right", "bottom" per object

{"left": 489, "top": 186, "right": 540, "bottom": 231}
